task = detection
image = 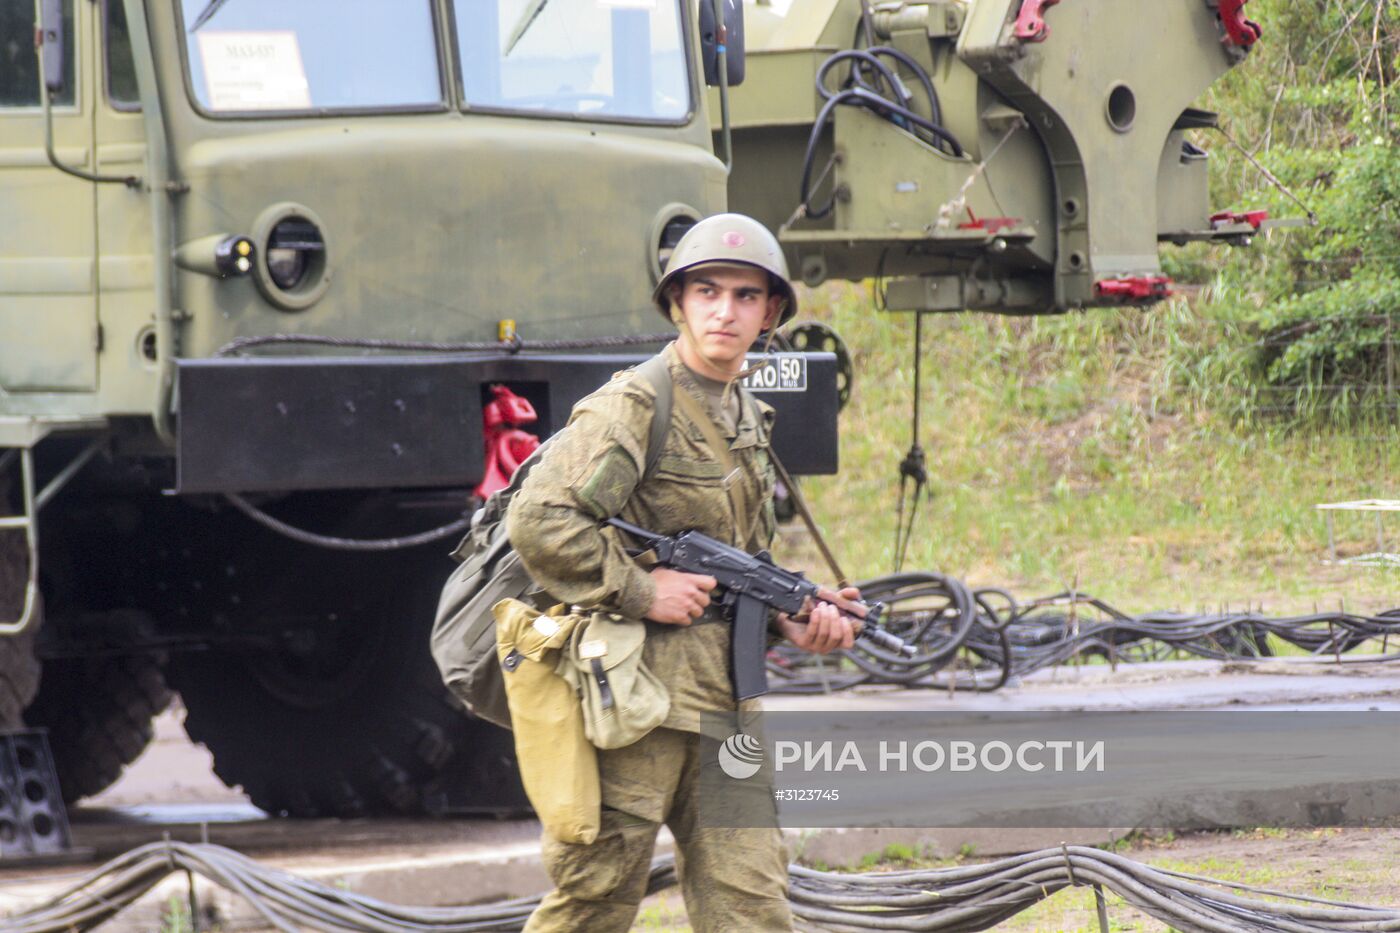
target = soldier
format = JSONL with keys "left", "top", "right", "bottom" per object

{"left": 508, "top": 213, "right": 856, "bottom": 932}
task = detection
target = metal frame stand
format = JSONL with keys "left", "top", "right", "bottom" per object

{"left": 1317, "top": 500, "right": 1400, "bottom": 567}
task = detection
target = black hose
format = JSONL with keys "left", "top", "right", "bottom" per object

{"left": 769, "top": 573, "right": 1400, "bottom": 695}
{"left": 798, "top": 46, "right": 964, "bottom": 220}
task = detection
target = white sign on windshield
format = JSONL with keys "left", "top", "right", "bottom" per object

{"left": 197, "top": 31, "right": 312, "bottom": 111}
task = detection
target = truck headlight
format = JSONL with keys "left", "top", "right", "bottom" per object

{"left": 265, "top": 218, "right": 324, "bottom": 291}
{"left": 249, "top": 203, "right": 332, "bottom": 311}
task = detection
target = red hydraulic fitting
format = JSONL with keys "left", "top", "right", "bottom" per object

{"left": 1216, "top": 0, "right": 1261, "bottom": 48}
{"left": 959, "top": 209, "right": 1022, "bottom": 235}
{"left": 1210, "top": 209, "right": 1268, "bottom": 231}
{"left": 475, "top": 385, "right": 541, "bottom": 500}
{"left": 481, "top": 383, "right": 536, "bottom": 433}
{"left": 1014, "top": 0, "right": 1061, "bottom": 42}
{"left": 1094, "top": 275, "right": 1174, "bottom": 302}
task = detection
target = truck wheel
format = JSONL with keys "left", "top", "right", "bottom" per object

{"left": 163, "top": 493, "right": 522, "bottom": 819}
{"left": 170, "top": 639, "right": 490, "bottom": 818}
{"left": 23, "top": 654, "right": 173, "bottom": 803}
{"left": 0, "top": 528, "right": 41, "bottom": 729}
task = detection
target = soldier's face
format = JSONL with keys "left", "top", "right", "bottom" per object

{"left": 673, "top": 265, "right": 783, "bottom": 374}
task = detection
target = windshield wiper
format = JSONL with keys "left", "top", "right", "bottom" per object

{"left": 503, "top": 0, "right": 548, "bottom": 56}
{"left": 189, "top": 0, "right": 232, "bottom": 32}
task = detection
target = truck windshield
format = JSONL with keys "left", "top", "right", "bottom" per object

{"left": 452, "top": 0, "right": 689, "bottom": 122}
{"left": 180, "top": 0, "right": 442, "bottom": 114}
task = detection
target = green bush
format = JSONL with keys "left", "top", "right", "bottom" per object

{"left": 1168, "top": 0, "right": 1400, "bottom": 423}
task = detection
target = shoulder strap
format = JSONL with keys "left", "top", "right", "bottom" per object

{"left": 635, "top": 352, "right": 674, "bottom": 480}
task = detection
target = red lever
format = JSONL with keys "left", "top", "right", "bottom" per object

{"left": 1210, "top": 209, "right": 1268, "bottom": 231}
{"left": 475, "top": 385, "right": 541, "bottom": 500}
{"left": 1014, "top": 0, "right": 1061, "bottom": 42}
{"left": 1094, "top": 275, "right": 1174, "bottom": 302}
{"left": 1217, "top": 0, "right": 1261, "bottom": 48}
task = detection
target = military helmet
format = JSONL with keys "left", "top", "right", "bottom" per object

{"left": 652, "top": 213, "right": 798, "bottom": 328}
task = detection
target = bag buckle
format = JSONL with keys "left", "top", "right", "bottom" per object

{"left": 590, "top": 658, "right": 615, "bottom": 710}
{"left": 502, "top": 648, "right": 523, "bottom": 673}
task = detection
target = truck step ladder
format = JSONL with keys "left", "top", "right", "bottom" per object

{"left": 0, "top": 448, "right": 40, "bottom": 636}
{"left": 0, "top": 418, "right": 108, "bottom": 633}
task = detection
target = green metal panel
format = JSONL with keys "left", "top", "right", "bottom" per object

{"left": 94, "top": 3, "right": 158, "bottom": 416}
{"left": 959, "top": 0, "right": 1238, "bottom": 306}
{"left": 0, "top": 0, "right": 98, "bottom": 393}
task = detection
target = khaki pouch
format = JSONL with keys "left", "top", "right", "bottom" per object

{"left": 559, "top": 612, "right": 671, "bottom": 751}
{"left": 493, "top": 598, "right": 600, "bottom": 844}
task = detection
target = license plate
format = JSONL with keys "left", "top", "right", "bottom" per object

{"left": 741, "top": 354, "right": 807, "bottom": 392}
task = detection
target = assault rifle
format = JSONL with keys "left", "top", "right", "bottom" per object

{"left": 606, "top": 517, "right": 916, "bottom": 700}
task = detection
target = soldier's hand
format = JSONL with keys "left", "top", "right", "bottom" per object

{"left": 646, "top": 568, "right": 717, "bottom": 625}
{"left": 778, "top": 587, "right": 859, "bottom": 654}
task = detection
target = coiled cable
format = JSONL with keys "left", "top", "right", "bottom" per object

{"left": 769, "top": 573, "right": 1400, "bottom": 694}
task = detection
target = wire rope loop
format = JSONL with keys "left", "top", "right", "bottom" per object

{"left": 225, "top": 493, "right": 471, "bottom": 552}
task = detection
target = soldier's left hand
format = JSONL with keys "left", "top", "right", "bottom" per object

{"left": 778, "top": 587, "right": 859, "bottom": 654}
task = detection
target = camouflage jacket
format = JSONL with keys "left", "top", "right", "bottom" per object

{"left": 508, "top": 342, "right": 776, "bottom": 731}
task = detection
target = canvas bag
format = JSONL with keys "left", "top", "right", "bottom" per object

{"left": 558, "top": 610, "right": 671, "bottom": 750}
{"left": 492, "top": 598, "right": 599, "bottom": 843}
{"left": 431, "top": 353, "right": 674, "bottom": 729}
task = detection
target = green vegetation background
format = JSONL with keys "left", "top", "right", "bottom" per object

{"left": 791, "top": 0, "right": 1400, "bottom": 614}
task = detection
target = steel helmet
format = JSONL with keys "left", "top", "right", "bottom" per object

{"left": 652, "top": 213, "right": 798, "bottom": 328}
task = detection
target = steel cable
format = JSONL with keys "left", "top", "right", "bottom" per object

{"left": 223, "top": 493, "right": 471, "bottom": 553}
{"left": 213, "top": 332, "right": 675, "bottom": 358}
{"left": 7, "top": 841, "right": 1400, "bottom": 932}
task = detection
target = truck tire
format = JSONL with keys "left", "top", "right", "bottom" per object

{"left": 23, "top": 654, "right": 173, "bottom": 803}
{"left": 170, "top": 639, "right": 493, "bottom": 818}
{"left": 151, "top": 491, "right": 525, "bottom": 819}
{"left": 0, "top": 528, "right": 41, "bottom": 730}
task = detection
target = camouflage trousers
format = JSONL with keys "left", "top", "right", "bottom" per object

{"left": 523, "top": 726, "right": 791, "bottom": 933}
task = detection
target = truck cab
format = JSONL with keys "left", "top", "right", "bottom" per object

{"left": 0, "top": 0, "right": 839, "bottom": 818}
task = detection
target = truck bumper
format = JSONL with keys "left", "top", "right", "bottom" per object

{"left": 175, "top": 352, "right": 839, "bottom": 493}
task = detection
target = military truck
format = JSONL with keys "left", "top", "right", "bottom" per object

{"left": 0, "top": 0, "right": 1258, "bottom": 818}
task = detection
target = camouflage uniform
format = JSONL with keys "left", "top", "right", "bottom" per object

{"left": 509, "top": 342, "right": 791, "bottom": 932}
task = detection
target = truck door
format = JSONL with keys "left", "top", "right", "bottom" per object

{"left": 0, "top": 0, "right": 98, "bottom": 393}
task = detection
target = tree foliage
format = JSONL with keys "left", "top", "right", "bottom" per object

{"left": 1184, "top": 0, "right": 1400, "bottom": 420}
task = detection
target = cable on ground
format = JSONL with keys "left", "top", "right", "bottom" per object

{"left": 768, "top": 573, "right": 1400, "bottom": 693}
{"left": 7, "top": 840, "right": 1400, "bottom": 932}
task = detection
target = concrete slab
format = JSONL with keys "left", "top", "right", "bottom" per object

{"left": 765, "top": 657, "right": 1400, "bottom": 713}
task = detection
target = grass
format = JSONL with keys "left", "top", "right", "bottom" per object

{"left": 937, "top": 827, "right": 1383, "bottom": 933}
{"left": 632, "top": 892, "right": 690, "bottom": 931}
{"left": 779, "top": 282, "right": 1400, "bottom": 617}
